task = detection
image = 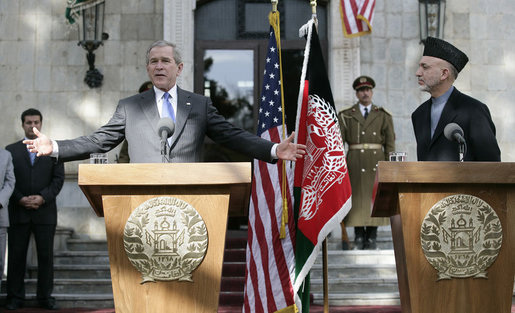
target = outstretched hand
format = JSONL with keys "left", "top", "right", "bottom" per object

{"left": 276, "top": 132, "right": 306, "bottom": 161}
{"left": 22, "top": 127, "right": 54, "bottom": 157}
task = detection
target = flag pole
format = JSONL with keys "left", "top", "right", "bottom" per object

{"left": 270, "top": 0, "right": 289, "bottom": 240}
{"left": 322, "top": 239, "right": 329, "bottom": 313}
{"left": 308, "top": 1, "right": 327, "bottom": 312}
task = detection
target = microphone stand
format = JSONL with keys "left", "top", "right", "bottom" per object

{"left": 160, "top": 130, "right": 169, "bottom": 163}
{"left": 458, "top": 138, "right": 466, "bottom": 162}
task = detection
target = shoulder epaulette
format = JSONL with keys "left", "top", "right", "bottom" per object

{"left": 376, "top": 106, "right": 393, "bottom": 116}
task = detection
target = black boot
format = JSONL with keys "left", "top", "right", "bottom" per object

{"left": 365, "top": 227, "right": 378, "bottom": 250}
{"left": 354, "top": 227, "right": 365, "bottom": 250}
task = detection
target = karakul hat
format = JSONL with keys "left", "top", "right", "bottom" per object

{"left": 352, "top": 75, "right": 375, "bottom": 91}
{"left": 423, "top": 37, "right": 469, "bottom": 73}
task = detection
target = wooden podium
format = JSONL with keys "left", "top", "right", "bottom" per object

{"left": 78, "top": 163, "right": 251, "bottom": 313}
{"left": 372, "top": 162, "right": 515, "bottom": 313}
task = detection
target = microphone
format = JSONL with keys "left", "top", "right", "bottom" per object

{"left": 157, "top": 118, "right": 175, "bottom": 159}
{"left": 444, "top": 123, "right": 466, "bottom": 161}
{"left": 444, "top": 123, "right": 465, "bottom": 144}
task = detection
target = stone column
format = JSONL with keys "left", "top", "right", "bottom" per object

{"left": 328, "top": 0, "right": 361, "bottom": 112}
{"left": 163, "top": 0, "right": 196, "bottom": 91}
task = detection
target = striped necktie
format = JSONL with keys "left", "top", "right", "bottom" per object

{"left": 162, "top": 92, "right": 176, "bottom": 122}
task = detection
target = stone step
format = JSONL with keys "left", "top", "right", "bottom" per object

{"left": 53, "top": 251, "right": 110, "bottom": 265}
{"left": 326, "top": 236, "right": 394, "bottom": 250}
{"left": 219, "top": 291, "right": 244, "bottom": 306}
{"left": 221, "top": 277, "right": 245, "bottom": 292}
{"left": 326, "top": 228, "right": 394, "bottom": 250}
{"left": 29, "top": 264, "right": 112, "bottom": 279}
{"left": 310, "top": 277, "right": 399, "bottom": 293}
{"left": 224, "top": 248, "right": 246, "bottom": 263}
{"left": 310, "top": 263, "right": 397, "bottom": 279}
{"left": 66, "top": 238, "right": 108, "bottom": 251}
{"left": 311, "top": 291, "right": 401, "bottom": 306}
{"left": 1, "top": 278, "right": 112, "bottom": 294}
{"left": 222, "top": 262, "right": 246, "bottom": 277}
{"left": 314, "top": 250, "right": 396, "bottom": 265}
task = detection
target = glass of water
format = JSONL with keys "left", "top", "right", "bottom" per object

{"left": 389, "top": 152, "right": 407, "bottom": 162}
{"left": 90, "top": 153, "right": 108, "bottom": 164}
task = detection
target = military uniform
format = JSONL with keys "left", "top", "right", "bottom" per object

{"left": 338, "top": 102, "right": 395, "bottom": 246}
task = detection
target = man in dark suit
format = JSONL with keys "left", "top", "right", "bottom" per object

{"left": 0, "top": 148, "right": 15, "bottom": 296}
{"left": 24, "top": 40, "right": 305, "bottom": 163}
{"left": 411, "top": 37, "right": 500, "bottom": 161}
{"left": 5, "top": 109, "right": 65, "bottom": 310}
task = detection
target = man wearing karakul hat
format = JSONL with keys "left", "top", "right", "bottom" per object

{"left": 411, "top": 37, "right": 500, "bottom": 161}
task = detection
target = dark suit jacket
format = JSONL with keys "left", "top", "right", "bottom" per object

{"left": 57, "top": 87, "right": 274, "bottom": 163}
{"left": 6, "top": 140, "right": 64, "bottom": 225}
{"left": 411, "top": 88, "right": 501, "bottom": 161}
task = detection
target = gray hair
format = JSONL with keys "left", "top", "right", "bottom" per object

{"left": 145, "top": 40, "right": 183, "bottom": 65}
{"left": 445, "top": 60, "right": 459, "bottom": 80}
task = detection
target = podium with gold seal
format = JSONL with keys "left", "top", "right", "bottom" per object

{"left": 78, "top": 163, "right": 251, "bottom": 313}
{"left": 372, "top": 161, "right": 515, "bottom": 313}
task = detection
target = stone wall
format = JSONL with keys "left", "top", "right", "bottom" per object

{"left": 1, "top": 0, "right": 513, "bottom": 238}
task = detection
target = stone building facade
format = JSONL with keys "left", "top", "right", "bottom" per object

{"left": 0, "top": 0, "right": 513, "bottom": 238}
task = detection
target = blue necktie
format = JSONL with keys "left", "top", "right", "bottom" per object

{"left": 162, "top": 93, "right": 176, "bottom": 122}
{"left": 364, "top": 107, "right": 369, "bottom": 119}
{"left": 29, "top": 151, "right": 36, "bottom": 165}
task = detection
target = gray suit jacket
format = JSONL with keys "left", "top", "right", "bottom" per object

{"left": 58, "top": 87, "right": 275, "bottom": 163}
{"left": 0, "top": 149, "right": 15, "bottom": 227}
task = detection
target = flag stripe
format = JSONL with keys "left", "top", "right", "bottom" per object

{"left": 250, "top": 171, "right": 277, "bottom": 312}
{"left": 245, "top": 220, "right": 265, "bottom": 313}
{"left": 340, "top": 0, "right": 376, "bottom": 38}
{"left": 258, "top": 130, "right": 294, "bottom": 307}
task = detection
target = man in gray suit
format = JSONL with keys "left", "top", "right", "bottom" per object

{"left": 24, "top": 40, "right": 305, "bottom": 163}
{"left": 0, "top": 148, "right": 15, "bottom": 294}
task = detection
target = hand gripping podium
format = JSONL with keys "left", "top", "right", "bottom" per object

{"left": 78, "top": 163, "right": 251, "bottom": 313}
{"left": 372, "top": 162, "right": 515, "bottom": 313}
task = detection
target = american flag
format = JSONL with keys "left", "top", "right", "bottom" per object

{"left": 243, "top": 10, "right": 297, "bottom": 313}
{"left": 340, "top": 0, "right": 376, "bottom": 37}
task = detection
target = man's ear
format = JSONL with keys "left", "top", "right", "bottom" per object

{"left": 441, "top": 67, "right": 450, "bottom": 81}
{"left": 177, "top": 62, "right": 184, "bottom": 76}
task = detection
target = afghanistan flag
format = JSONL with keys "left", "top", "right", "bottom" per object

{"left": 293, "top": 19, "right": 352, "bottom": 312}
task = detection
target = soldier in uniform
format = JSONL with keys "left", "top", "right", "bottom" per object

{"left": 338, "top": 76, "right": 395, "bottom": 249}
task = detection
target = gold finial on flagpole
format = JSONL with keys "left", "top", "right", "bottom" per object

{"left": 271, "top": 0, "right": 278, "bottom": 12}
{"left": 310, "top": 0, "right": 317, "bottom": 18}
{"left": 310, "top": 0, "right": 318, "bottom": 29}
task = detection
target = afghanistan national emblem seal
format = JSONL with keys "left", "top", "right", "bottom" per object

{"left": 123, "top": 197, "right": 208, "bottom": 284}
{"left": 420, "top": 194, "right": 502, "bottom": 280}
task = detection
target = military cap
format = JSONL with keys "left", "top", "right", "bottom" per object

{"left": 423, "top": 37, "right": 469, "bottom": 73}
{"left": 138, "top": 81, "right": 153, "bottom": 93}
{"left": 352, "top": 75, "right": 375, "bottom": 91}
